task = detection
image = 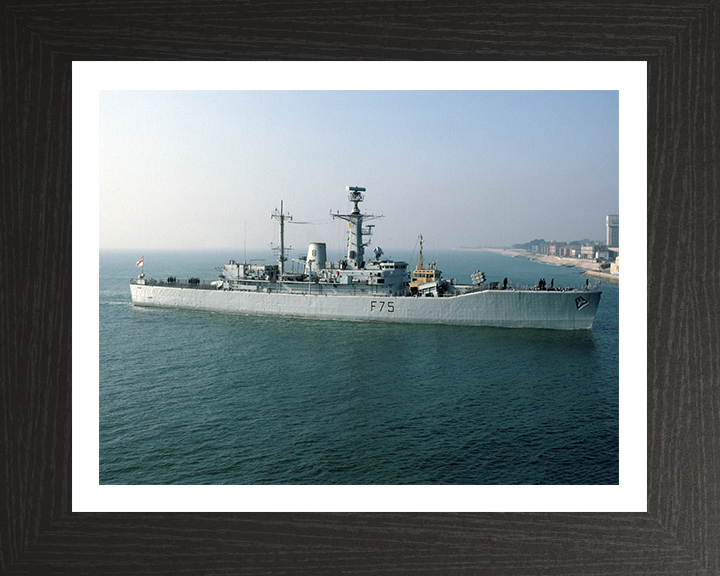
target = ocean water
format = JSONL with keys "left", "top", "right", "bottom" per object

{"left": 99, "top": 249, "right": 619, "bottom": 485}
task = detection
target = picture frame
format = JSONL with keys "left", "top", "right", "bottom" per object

{"left": 2, "top": 2, "right": 716, "bottom": 573}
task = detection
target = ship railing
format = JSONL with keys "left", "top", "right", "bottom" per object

{"left": 460, "top": 280, "right": 601, "bottom": 294}
{"left": 133, "top": 278, "right": 218, "bottom": 290}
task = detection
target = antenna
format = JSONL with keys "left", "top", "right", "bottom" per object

{"left": 332, "top": 186, "right": 382, "bottom": 270}
{"left": 271, "top": 200, "right": 292, "bottom": 274}
{"left": 270, "top": 202, "right": 312, "bottom": 274}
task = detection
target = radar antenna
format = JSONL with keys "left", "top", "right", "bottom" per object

{"left": 346, "top": 186, "right": 366, "bottom": 214}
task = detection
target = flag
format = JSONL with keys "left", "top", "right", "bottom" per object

{"left": 136, "top": 257, "right": 144, "bottom": 267}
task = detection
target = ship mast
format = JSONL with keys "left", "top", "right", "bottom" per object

{"left": 418, "top": 234, "right": 423, "bottom": 270}
{"left": 331, "top": 186, "right": 381, "bottom": 270}
{"left": 271, "top": 200, "right": 292, "bottom": 274}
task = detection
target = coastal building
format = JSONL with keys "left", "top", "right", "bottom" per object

{"left": 540, "top": 242, "right": 567, "bottom": 256}
{"left": 565, "top": 245, "right": 583, "bottom": 258}
{"left": 606, "top": 215, "right": 619, "bottom": 248}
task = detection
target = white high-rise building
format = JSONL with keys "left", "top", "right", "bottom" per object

{"left": 606, "top": 215, "right": 619, "bottom": 248}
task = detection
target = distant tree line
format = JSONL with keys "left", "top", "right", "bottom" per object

{"left": 512, "top": 237, "right": 598, "bottom": 250}
{"left": 512, "top": 239, "right": 547, "bottom": 250}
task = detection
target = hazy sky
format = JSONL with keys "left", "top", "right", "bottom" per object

{"left": 100, "top": 90, "right": 618, "bottom": 253}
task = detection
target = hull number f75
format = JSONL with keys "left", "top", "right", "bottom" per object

{"left": 370, "top": 301, "right": 394, "bottom": 312}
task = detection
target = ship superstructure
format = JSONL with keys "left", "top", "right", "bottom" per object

{"left": 130, "top": 186, "right": 602, "bottom": 329}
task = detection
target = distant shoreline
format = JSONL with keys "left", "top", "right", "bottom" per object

{"left": 455, "top": 247, "right": 620, "bottom": 285}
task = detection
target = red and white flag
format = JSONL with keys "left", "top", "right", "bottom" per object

{"left": 135, "top": 257, "right": 144, "bottom": 267}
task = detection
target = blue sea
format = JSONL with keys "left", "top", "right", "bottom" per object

{"left": 99, "top": 249, "right": 619, "bottom": 485}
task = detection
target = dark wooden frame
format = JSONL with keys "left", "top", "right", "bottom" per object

{"left": 2, "top": 2, "right": 718, "bottom": 574}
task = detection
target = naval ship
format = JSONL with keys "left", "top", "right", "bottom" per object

{"left": 130, "top": 187, "right": 601, "bottom": 329}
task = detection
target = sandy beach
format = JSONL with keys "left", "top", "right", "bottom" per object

{"left": 462, "top": 248, "right": 620, "bottom": 285}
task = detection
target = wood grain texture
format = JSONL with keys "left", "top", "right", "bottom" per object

{"left": 1, "top": 1, "right": 718, "bottom": 574}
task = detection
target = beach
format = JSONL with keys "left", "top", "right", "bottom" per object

{"left": 457, "top": 248, "right": 620, "bottom": 285}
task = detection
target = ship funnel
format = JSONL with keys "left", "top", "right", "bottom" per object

{"left": 307, "top": 242, "right": 327, "bottom": 273}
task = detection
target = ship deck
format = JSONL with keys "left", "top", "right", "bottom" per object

{"left": 130, "top": 278, "right": 601, "bottom": 296}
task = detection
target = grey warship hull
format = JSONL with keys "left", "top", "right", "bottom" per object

{"left": 130, "top": 186, "right": 602, "bottom": 330}
{"left": 130, "top": 282, "right": 601, "bottom": 330}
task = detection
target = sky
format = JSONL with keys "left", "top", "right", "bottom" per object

{"left": 99, "top": 90, "right": 619, "bottom": 254}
